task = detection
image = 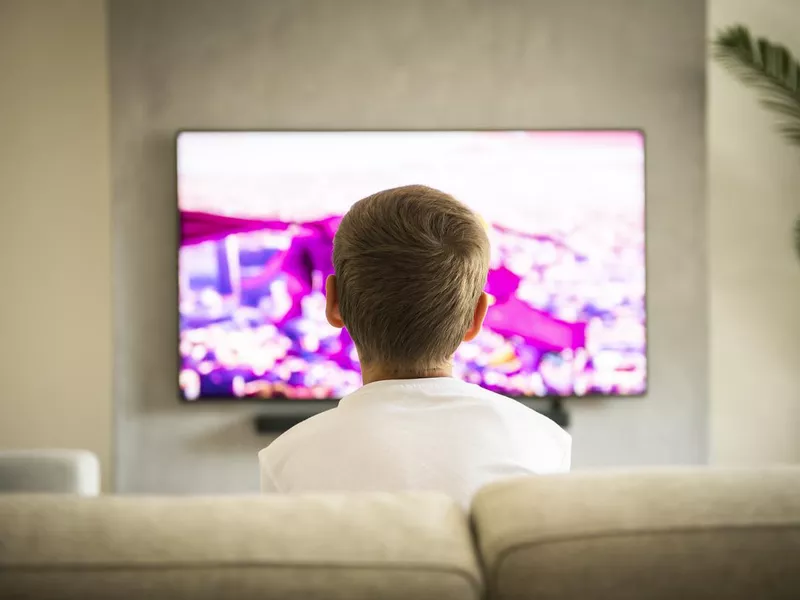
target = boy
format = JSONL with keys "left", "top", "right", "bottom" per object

{"left": 259, "top": 185, "right": 570, "bottom": 507}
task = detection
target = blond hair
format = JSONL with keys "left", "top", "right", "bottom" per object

{"left": 332, "top": 185, "right": 490, "bottom": 374}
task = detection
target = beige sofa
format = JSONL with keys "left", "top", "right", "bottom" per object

{"left": 1, "top": 468, "right": 798, "bottom": 600}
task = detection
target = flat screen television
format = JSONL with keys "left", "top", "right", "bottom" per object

{"left": 178, "top": 130, "right": 646, "bottom": 401}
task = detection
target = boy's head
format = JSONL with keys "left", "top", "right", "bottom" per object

{"left": 326, "top": 185, "right": 490, "bottom": 377}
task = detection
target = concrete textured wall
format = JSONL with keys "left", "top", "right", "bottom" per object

{"left": 109, "top": 0, "right": 707, "bottom": 493}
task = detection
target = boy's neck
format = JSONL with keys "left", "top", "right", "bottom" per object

{"left": 361, "top": 363, "right": 453, "bottom": 386}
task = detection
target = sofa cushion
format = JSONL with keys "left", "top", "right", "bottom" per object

{"left": 472, "top": 467, "right": 800, "bottom": 600}
{"left": 0, "top": 492, "right": 482, "bottom": 600}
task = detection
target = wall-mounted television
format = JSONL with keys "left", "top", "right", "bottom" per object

{"left": 178, "top": 130, "right": 646, "bottom": 401}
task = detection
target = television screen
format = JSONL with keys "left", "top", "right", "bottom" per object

{"left": 178, "top": 131, "right": 646, "bottom": 401}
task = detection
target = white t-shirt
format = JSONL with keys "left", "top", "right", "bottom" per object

{"left": 258, "top": 377, "right": 571, "bottom": 508}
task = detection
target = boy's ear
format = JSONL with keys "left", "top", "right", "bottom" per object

{"left": 325, "top": 275, "right": 345, "bottom": 329}
{"left": 463, "top": 292, "right": 489, "bottom": 342}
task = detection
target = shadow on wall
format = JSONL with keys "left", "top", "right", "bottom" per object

{"left": 186, "top": 413, "right": 270, "bottom": 455}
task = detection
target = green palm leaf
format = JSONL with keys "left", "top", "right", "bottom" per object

{"left": 713, "top": 24, "right": 800, "bottom": 260}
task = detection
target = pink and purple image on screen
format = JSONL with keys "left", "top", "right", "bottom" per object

{"left": 178, "top": 131, "right": 646, "bottom": 400}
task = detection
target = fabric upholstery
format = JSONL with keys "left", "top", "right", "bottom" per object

{"left": 0, "top": 492, "right": 482, "bottom": 600}
{"left": 2, "top": 468, "right": 798, "bottom": 600}
{"left": 0, "top": 449, "right": 100, "bottom": 495}
{"left": 471, "top": 467, "right": 800, "bottom": 600}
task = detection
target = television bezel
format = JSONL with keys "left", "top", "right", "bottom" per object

{"left": 175, "top": 128, "right": 648, "bottom": 403}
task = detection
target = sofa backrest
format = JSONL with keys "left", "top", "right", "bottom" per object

{"left": 0, "top": 492, "right": 482, "bottom": 600}
{"left": 2, "top": 468, "right": 798, "bottom": 600}
{"left": 471, "top": 467, "right": 800, "bottom": 600}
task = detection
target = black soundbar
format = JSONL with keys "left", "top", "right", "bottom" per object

{"left": 254, "top": 413, "right": 324, "bottom": 434}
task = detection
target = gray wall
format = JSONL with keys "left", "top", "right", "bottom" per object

{"left": 110, "top": 0, "right": 707, "bottom": 493}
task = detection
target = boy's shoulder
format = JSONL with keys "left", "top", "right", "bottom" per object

{"left": 260, "top": 405, "right": 340, "bottom": 461}
{"left": 459, "top": 380, "right": 563, "bottom": 422}
{"left": 261, "top": 379, "right": 570, "bottom": 462}
{"left": 465, "top": 381, "right": 570, "bottom": 445}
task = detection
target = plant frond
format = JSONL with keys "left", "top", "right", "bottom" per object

{"left": 713, "top": 24, "right": 800, "bottom": 147}
{"left": 761, "top": 99, "right": 800, "bottom": 121}
{"left": 715, "top": 25, "right": 800, "bottom": 266}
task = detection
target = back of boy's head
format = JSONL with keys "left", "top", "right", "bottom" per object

{"left": 332, "top": 185, "right": 490, "bottom": 375}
